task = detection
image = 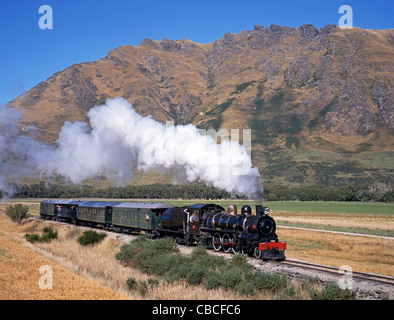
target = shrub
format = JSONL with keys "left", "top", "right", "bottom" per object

{"left": 116, "top": 237, "right": 179, "bottom": 268}
{"left": 276, "top": 286, "right": 303, "bottom": 300}
{"left": 77, "top": 230, "right": 106, "bottom": 246}
{"left": 116, "top": 237, "right": 311, "bottom": 299}
{"left": 126, "top": 277, "right": 138, "bottom": 290}
{"left": 235, "top": 281, "right": 256, "bottom": 297}
{"left": 125, "top": 277, "right": 159, "bottom": 296}
{"left": 309, "top": 282, "right": 356, "bottom": 300}
{"left": 190, "top": 246, "right": 208, "bottom": 260}
{"left": 24, "top": 233, "right": 40, "bottom": 243}
{"left": 164, "top": 255, "right": 191, "bottom": 282}
{"left": 139, "top": 281, "right": 148, "bottom": 296}
{"left": 253, "top": 271, "right": 288, "bottom": 293}
{"left": 6, "top": 203, "right": 29, "bottom": 224}
{"left": 205, "top": 271, "right": 222, "bottom": 290}
{"left": 116, "top": 237, "right": 179, "bottom": 264}
{"left": 24, "top": 226, "right": 58, "bottom": 244}
{"left": 221, "top": 268, "right": 243, "bottom": 290}
{"left": 186, "top": 265, "right": 205, "bottom": 285}
{"left": 147, "top": 278, "right": 159, "bottom": 288}
{"left": 230, "top": 254, "right": 253, "bottom": 271}
{"left": 42, "top": 226, "right": 58, "bottom": 240}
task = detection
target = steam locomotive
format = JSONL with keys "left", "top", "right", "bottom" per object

{"left": 40, "top": 200, "right": 286, "bottom": 260}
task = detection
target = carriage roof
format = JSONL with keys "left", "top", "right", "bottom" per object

{"left": 113, "top": 202, "right": 174, "bottom": 209}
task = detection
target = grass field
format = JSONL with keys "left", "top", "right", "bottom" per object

{"left": 4, "top": 198, "right": 393, "bottom": 213}
{"left": 1, "top": 198, "right": 393, "bottom": 285}
{"left": 0, "top": 212, "right": 128, "bottom": 300}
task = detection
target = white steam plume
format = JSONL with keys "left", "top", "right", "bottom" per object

{"left": 0, "top": 105, "right": 52, "bottom": 199}
{"left": 0, "top": 98, "right": 263, "bottom": 200}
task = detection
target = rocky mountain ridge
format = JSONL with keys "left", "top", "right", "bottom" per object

{"left": 9, "top": 24, "right": 394, "bottom": 186}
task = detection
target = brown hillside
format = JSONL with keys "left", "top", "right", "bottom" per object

{"left": 9, "top": 25, "right": 394, "bottom": 186}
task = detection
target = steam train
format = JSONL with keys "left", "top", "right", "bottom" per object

{"left": 40, "top": 200, "right": 286, "bottom": 260}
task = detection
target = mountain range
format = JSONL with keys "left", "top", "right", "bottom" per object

{"left": 8, "top": 24, "right": 394, "bottom": 187}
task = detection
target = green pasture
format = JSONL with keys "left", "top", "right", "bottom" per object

{"left": 4, "top": 198, "right": 393, "bottom": 216}
{"left": 162, "top": 200, "right": 393, "bottom": 215}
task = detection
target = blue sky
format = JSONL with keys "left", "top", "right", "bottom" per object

{"left": 0, "top": 0, "right": 393, "bottom": 106}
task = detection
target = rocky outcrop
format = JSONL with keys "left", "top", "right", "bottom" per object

{"left": 373, "top": 78, "right": 393, "bottom": 129}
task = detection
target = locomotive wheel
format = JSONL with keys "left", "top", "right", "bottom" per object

{"left": 213, "top": 233, "right": 222, "bottom": 251}
{"left": 232, "top": 244, "right": 240, "bottom": 254}
{"left": 253, "top": 247, "right": 261, "bottom": 259}
{"left": 222, "top": 234, "right": 232, "bottom": 253}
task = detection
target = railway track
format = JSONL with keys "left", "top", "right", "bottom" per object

{"left": 273, "top": 258, "right": 394, "bottom": 287}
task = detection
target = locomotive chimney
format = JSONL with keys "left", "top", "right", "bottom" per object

{"left": 256, "top": 205, "right": 269, "bottom": 216}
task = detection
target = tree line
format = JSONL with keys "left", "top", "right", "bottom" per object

{"left": 4, "top": 182, "right": 393, "bottom": 202}
{"left": 263, "top": 183, "right": 393, "bottom": 202}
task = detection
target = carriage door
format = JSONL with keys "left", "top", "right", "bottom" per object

{"left": 105, "top": 206, "right": 113, "bottom": 225}
{"left": 188, "top": 209, "right": 200, "bottom": 234}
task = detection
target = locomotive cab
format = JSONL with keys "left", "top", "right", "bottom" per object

{"left": 187, "top": 208, "right": 200, "bottom": 234}
{"left": 186, "top": 204, "right": 225, "bottom": 234}
{"left": 159, "top": 204, "right": 225, "bottom": 244}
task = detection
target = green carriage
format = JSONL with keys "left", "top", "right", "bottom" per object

{"left": 77, "top": 201, "right": 119, "bottom": 225}
{"left": 40, "top": 199, "right": 82, "bottom": 221}
{"left": 112, "top": 202, "right": 173, "bottom": 231}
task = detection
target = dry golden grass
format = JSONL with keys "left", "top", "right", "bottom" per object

{"left": 272, "top": 209, "right": 394, "bottom": 276}
{"left": 0, "top": 212, "right": 270, "bottom": 300}
{"left": 278, "top": 227, "right": 394, "bottom": 276}
{"left": 273, "top": 211, "right": 394, "bottom": 233}
{"left": 0, "top": 222, "right": 127, "bottom": 299}
{"left": 1, "top": 201, "right": 393, "bottom": 300}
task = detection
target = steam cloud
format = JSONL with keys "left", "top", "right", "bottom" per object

{"left": 0, "top": 98, "right": 263, "bottom": 200}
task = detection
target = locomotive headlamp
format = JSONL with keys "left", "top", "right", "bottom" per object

{"left": 263, "top": 207, "right": 269, "bottom": 215}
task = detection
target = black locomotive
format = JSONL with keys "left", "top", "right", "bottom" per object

{"left": 40, "top": 200, "right": 286, "bottom": 260}
{"left": 158, "top": 203, "right": 286, "bottom": 260}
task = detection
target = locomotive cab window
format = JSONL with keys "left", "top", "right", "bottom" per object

{"left": 189, "top": 210, "right": 199, "bottom": 221}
